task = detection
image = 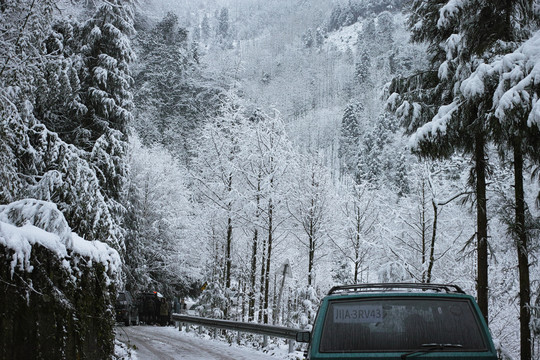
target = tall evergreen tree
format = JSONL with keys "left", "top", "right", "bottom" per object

{"left": 387, "top": 0, "right": 492, "bottom": 323}
{"left": 462, "top": 23, "right": 540, "bottom": 359}
{"left": 201, "top": 14, "right": 211, "bottom": 43}
{"left": 339, "top": 102, "right": 363, "bottom": 175}
{"left": 217, "top": 7, "right": 230, "bottom": 47}
{"left": 376, "top": 11, "right": 394, "bottom": 52}
{"left": 76, "top": 0, "right": 136, "bottom": 254}
{"left": 78, "top": 0, "right": 135, "bottom": 151}
{"left": 354, "top": 48, "right": 371, "bottom": 85}
{"left": 485, "top": 10, "right": 539, "bottom": 360}
{"left": 358, "top": 18, "right": 376, "bottom": 57}
{"left": 0, "top": 0, "right": 56, "bottom": 203}
{"left": 35, "top": 20, "right": 85, "bottom": 144}
{"left": 389, "top": 6, "right": 539, "bottom": 359}
{"left": 356, "top": 113, "right": 398, "bottom": 186}
{"left": 302, "top": 28, "right": 314, "bottom": 49}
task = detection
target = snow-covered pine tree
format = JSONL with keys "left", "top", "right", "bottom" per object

{"left": 315, "top": 27, "right": 325, "bottom": 48}
{"left": 358, "top": 18, "right": 376, "bottom": 58}
{"left": 387, "top": 0, "right": 492, "bottom": 322}
{"left": 302, "top": 28, "right": 314, "bottom": 49}
{"left": 78, "top": 0, "right": 135, "bottom": 151}
{"left": 457, "top": 7, "right": 540, "bottom": 356}
{"left": 0, "top": 2, "right": 129, "bottom": 356}
{"left": 35, "top": 19, "right": 86, "bottom": 145}
{"left": 354, "top": 48, "right": 371, "bottom": 85}
{"left": 389, "top": 7, "right": 539, "bottom": 357}
{"left": 356, "top": 113, "right": 398, "bottom": 186}
{"left": 394, "top": 152, "right": 410, "bottom": 197}
{"left": 72, "top": 0, "right": 136, "bottom": 254}
{"left": 0, "top": 0, "right": 130, "bottom": 252}
{"left": 217, "top": 7, "right": 231, "bottom": 48}
{"left": 339, "top": 102, "right": 363, "bottom": 175}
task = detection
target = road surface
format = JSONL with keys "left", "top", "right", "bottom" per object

{"left": 115, "top": 325, "right": 294, "bottom": 359}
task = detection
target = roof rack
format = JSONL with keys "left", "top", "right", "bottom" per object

{"left": 327, "top": 283, "right": 465, "bottom": 295}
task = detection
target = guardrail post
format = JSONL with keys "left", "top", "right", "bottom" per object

{"left": 288, "top": 339, "right": 294, "bottom": 353}
{"left": 237, "top": 331, "right": 241, "bottom": 345}
{"left": 263, "top": 335, "right": 268, "bottom": 348}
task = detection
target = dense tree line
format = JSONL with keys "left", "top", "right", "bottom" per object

{"left": 170, "top": 1, "right": 540, "bottom": 358}
{"left": 0, "top": 0, "right": 135, "bottom": 357}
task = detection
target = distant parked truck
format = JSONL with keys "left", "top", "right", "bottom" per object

{"left": 115, "top": 291, "right": 139, "bottom": 326}
{"left": 137, "top": 291, "right": 161, "bottom": 325}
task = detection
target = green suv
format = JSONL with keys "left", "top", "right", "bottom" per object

{"left": 296, "top": 283, "right": 497, "bottom": 359}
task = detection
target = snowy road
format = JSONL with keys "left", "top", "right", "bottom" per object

{"left": 115, "top": 325, "right": 294, "bottom": 360}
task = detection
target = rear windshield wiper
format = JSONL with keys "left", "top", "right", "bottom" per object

{"left": 401, "top": 343, "right": 463, "bottom": 359}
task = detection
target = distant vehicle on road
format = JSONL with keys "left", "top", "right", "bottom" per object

{"left": 137, "top": 291, "right": 172, "bottom": 325}
{"left": 296, "top": 283, "right": 498, "bottom": 360}
{"left": 116, "top": 291, "right": 139, "bottom": 326}
{"left": 137, "top": 291, "right": 160, "bottom": 325}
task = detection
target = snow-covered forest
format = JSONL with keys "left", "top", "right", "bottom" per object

{"left": 1, "top": 0, "right": 540, "bottom": 359}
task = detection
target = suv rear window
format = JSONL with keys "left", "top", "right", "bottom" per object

{"left": 319, "top": 297, "right": 487, "bottom": 353}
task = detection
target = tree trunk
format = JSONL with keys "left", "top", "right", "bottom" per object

{"left": 225, "top": 214, "right": 232, "bottom": 289}
{"left": 307, "top": 219, "right": 314, "bottom": 286}
{"left": 249, "top": 226, "right": 258, "bottom": 321}
{"left": 426, "top": 200, "right": 438, "bottom": 283}
{"left": 225, "top": 173, "right": 233, "bottom": 289}
{"left": 354, "top": 207, "right": 360, "bottom": 283}
{"left": 224, "top": 173, "right": 234, "bottom": 319}
{"left": 513, "top": 137, "right": 531, "bottom": 360}
{"left": 475, "top": 134, "right": 489, "bottom": 323}
{"left": 263, "top": 197, "right": 273, "bottom": 324}
{"left": 249, "top": 177, "right": 261, "bottom": 322}
{"left": 421, "top": 176, "right": 427, "bottom": 283}
{"left": 258, "top": 231, "right": 267, "bottom": 323}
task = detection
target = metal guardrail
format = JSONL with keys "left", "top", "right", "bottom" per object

{"left": 171, "top": 313, "right": 303, "bottom": 352}
{"left": 171, "top": 313, "right": 302, "bottom": 339}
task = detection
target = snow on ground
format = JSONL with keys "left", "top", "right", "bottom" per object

{"left": 325, "top": 22, "right": 362, "bottom": 54}
{"left": 115, "top": 325, "right": 304, "bottom": 360}
{"left": 324, "top": 12, "right": 408, "bottom": 55}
